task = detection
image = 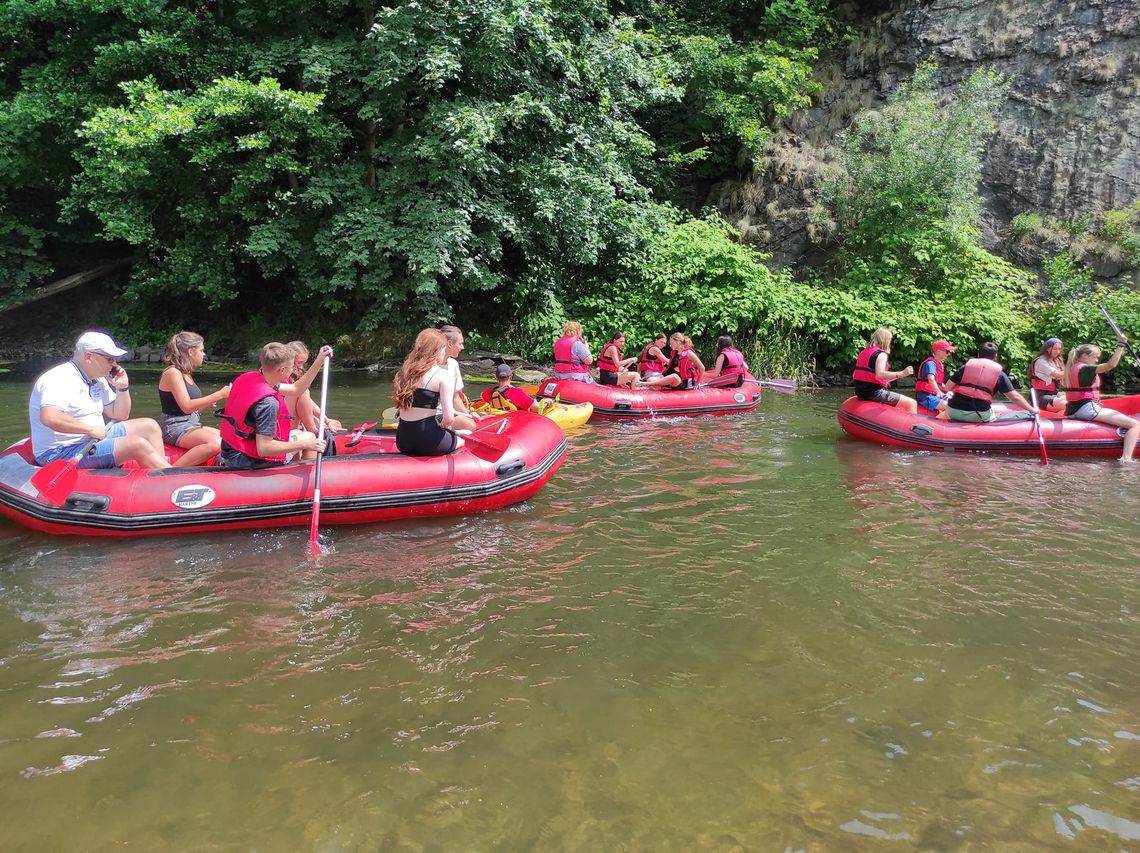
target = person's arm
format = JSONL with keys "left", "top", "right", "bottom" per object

{"left": 251, "top": 399, "right": 324, "bottom": 456}
{"left": 999, "top": 373, "right": 1037, "bottom": 412}
{"left": 942, "top": 367, "right": 964, "bottom": 394}
{"left": 874, "top": 352, "right": 912, "bottom": 383}
{"left": 277, "top": 345, "right": 333, "bottom": 396}
{"left": 1006, "top": 389, "right": 1037, "bottom": 412}
{"left": 102, "top": 370, "right": 132, "bottom": 421}
{"left": 573, "top": 340, "right": 593, "bottom": 366}
{"left": 1096, "top": 337, "right": 1127, "bottom": 374}
{"left": 39, "top": 406, "right": 107, "bottom": 440}
{"left": 686, "top": 350, "right": 706, "bottom": 373}
{"left": 438, "top": 373, "right": 457, "bottom": 428}
{"left": 922, "top": 362, "right": 946, "bottom": 395}
{"left": 162, "top": 368, "right": 230, "bottom": 415}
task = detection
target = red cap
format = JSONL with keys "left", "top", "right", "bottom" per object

{"left": 932, "top": 340, "right": 956, "bottom": 352}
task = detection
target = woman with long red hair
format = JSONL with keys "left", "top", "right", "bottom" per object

{"left": 392, "top": 329, "right": 464, "bottom": 456}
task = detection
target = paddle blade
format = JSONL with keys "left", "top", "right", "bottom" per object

{"left": 30, "top": 458, "right": 81, "bottom": 505}
{"left": 461, "top": 424, "right": 510, "bottom": 461}
{"left": 759, "top": 378, "right": 798, "bottom": 394}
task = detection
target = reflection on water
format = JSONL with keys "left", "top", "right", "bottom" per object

{"left": 1, "top": 379, "right": 1139, "bottom": 848}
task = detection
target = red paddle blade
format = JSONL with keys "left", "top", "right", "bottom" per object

{"left": 29, "top": 459, "right": 81, "bottom": 506}
{"left": 462, "top": 425, "right": 510, "bottom": 461}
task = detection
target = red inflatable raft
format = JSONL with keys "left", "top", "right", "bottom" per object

{"left": 0, "top": 412, "right": 567, "bottom": 537}
{"left": 838, "top": 396, "right": 1137, "bottom": 457}
{"left": 534, "top": 376, "right": 761, "bottom": 419}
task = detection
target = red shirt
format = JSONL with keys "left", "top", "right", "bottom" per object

{"left": 480, "top": 385, "right": 535, "bottom": 410}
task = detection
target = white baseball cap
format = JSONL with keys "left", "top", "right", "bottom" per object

{"left": 75, "top": 331, "right": 128, "bottom": 358}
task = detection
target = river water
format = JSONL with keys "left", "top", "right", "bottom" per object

{"left": 0, "top": 369, "right": 1138, "bottom": 850}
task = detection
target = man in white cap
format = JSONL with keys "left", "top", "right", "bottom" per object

{"left": 28, "top": 331, "right": 170, "bottom": 469}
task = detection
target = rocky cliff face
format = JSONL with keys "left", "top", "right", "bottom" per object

{"left": 719, "top": 0, "right": 1140, "bottom": 268}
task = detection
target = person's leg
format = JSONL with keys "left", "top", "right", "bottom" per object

{"left": 1093, "top": 409, "right": 1140, "bottom": 460}
{"left": 452, "top": 413, "right": 477, "bottom": 432}
{"left": 120, "top": 418, "right": 170, "bottom": 466}
{"left": 174, "top": 427, "right": 222, "bottom": 468}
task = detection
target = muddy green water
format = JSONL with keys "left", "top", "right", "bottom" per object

{"left": 0, "top": 370, "right": 1138, "bottom": 850}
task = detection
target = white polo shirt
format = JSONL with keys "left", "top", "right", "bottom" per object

{"left": 28, "top": 360, "right": 117, "bottom": 458}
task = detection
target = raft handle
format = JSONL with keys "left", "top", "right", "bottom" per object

{"left": 495, "top": 459, "right": 525, "bottom": 479}
{"left": 910, "top": 424, "right": 934, "bottom": 437}
{"left": 614, "top": 401, "right": 633, "bottom": 411}
{"left": 64, "top": 493, "right": 111, "bottom": 513}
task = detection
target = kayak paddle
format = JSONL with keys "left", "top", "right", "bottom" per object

{"left": 307, "top": 354, "right": 331, "bottom": 556}
{"left": 1029, "top": 387, "right": 1048, "bottom": 465}
{"left": 1098, "top": 304, "right": 1140, "bottom": 369}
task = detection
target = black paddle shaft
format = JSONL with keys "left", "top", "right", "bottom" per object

{"left": 1098, "top": 304, "right": 1140, "bottom": 368}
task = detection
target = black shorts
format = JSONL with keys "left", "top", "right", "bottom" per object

{"left": 855, "top": 386, "right": 902, "bottom": 406}
{"left": 396, "top": 416, "right": 458, "bottom": 456}
{"left": 598, "top": 369, "right": 619, "bottom": 386}
{"left": 1034, "top": 392, "right": 1057, "bottom": 409}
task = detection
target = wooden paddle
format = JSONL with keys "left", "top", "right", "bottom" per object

{"left": 1028, "top": 387, "right": 1048, "bottom": 466}
{"left": 307, "top": 354, "right": 331, "bottom": 555}
{"left": 30, "top": 438, "right": 99, "bottom": 506}
{"left": 1098, "top": 304, "right": 1140, "bottom": 368}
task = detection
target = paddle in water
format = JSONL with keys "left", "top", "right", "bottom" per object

{"left": 1029, "top": 387, "right": 1048, "bottom": 465}
{"left": 703, "top": 375, "right": 798, "bottom": 393}
{"left": 307, "top": 354, "right": 332, "bottom": 556}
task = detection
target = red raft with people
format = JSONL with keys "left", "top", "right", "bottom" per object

{"left": 0, "top": 412, "right": 567, "bottom": 537}
{"left": 534, "top": 376, "right": 761, "bottom": 419}
{"left": 838, "top": 396, "right": 1139, "bottom": 457}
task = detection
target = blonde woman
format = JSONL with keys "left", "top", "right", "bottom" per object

{"left": 552, "top": 321, "right": 594, "bottom": 382}
{"left": 158, "top": 331, "right": 231, "bottom": 467}
{"left": 1063, "top": 336, "right": 1139, "bottom": 461}
{"left": 852, "top": 327, "right": 917, "bottom": 414}
{"left": 393, "top": 329, "right": 464, "bottom": 456}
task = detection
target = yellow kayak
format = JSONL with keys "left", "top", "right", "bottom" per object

{"left": 472, "top": 398, "right": 593, "bottom": 430}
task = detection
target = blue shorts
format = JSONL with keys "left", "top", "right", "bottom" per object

{"left": 916, "top": 393, "right": 942, "bottom": 413}
{"left": 37, "top": 422, "right": 129, "bottom": 469}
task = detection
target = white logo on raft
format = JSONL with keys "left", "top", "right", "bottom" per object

{"left": 734, "top": 393, "right": 746, "bottom": 403}
{"left": 543, "top": 383, "right": 557, "bottom": 396}
{"left": 170, "top": 485, "right": 216, "bottom": 509}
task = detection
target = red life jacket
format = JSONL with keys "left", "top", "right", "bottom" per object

{"left": 914, "top": 356, "right": 944, "bottom": 395}
{"left": 639, "top": 344, "right": 667, "bottom": 374}
{"left": 597, "top": 342, "right": 623, "bottom": 372}
{"left": 553, "top": 335, "right": 590, "bottom": 375}
{"left": 718, "top": 347, "right": 746, "bottom": 378}
{"left": 1065, "top": 362, "right": 1100, "bottom": 402}
{"left": 853, "top": 347, "right": 889, "bottom": 387}
{"left": 219, "top": 370, "right": 290, "bottom": 461}
{"left": 953, "top": 358, "right": 1004, "bottom": 405}
{"left": 1030, "top": 356, "right": 1060, "bottom": 392}
{"left": 676, "top": 346, "right": 702, "bottom": 383}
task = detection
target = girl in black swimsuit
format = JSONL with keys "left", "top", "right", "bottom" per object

{"left": 393, "top": 329, "right": 463, "bottom": 456}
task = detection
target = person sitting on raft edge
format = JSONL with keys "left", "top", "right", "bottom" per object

{"left": 158, "top": 331, "right": 231, "bottom": 468}
{"left": 852, "top": 327, "right": 918, "bottom": 414}
{"left": 641, "top": 333, "right": 704, "bottom": 390}
{"left": 914, "top": 339, "right": 955, "bottom": 414}
{"left": 941, "top": 341, "right": 1036, "bottom": 423}
{"left": 218, "top": 342, "right": 332, "bottom": 469}
{"left": 1029, "top": 337, "right": 1067, "bottom": 414}
{"left": 394, "top": 328, "right": 464, "bottom": 457}
{"left": 440, "top": 325, "right": 478, "bottom": 431}
{"left": 481, "top": 363, "right": 541, "bottom": 412}
{"left": 638, "top": 333, "right": 669, "bottom": 380}
{"left": 29, "top": 330, "right": 171, "bottom": 470}
{"left": 1063, "top": 335, "right": 1139, "bottom": 462}
{"left": 596, "top": 333, "right": 641, "bottom": 388}
{"left": 706, "top": 336, "right": 749, "bottom": 387}
{"left": 552, "top": 321, "right": 595, "bottom": 383}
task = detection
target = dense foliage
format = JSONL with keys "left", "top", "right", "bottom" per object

{"left": 2, "top": 1, "right": 1137, "bottom": 379}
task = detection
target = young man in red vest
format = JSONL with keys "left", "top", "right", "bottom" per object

{"left": 942, "top": 342, "right": 1036, "bottom": 423}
